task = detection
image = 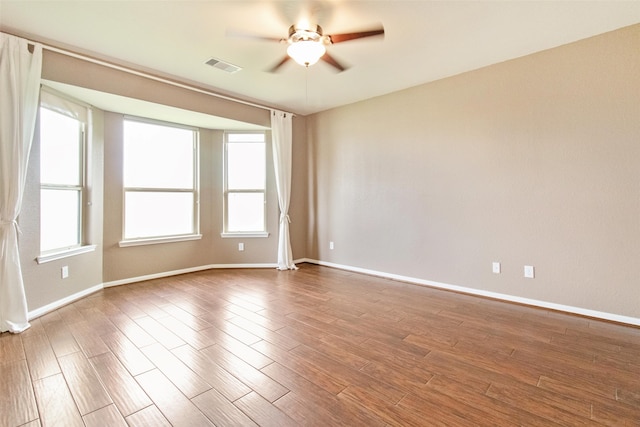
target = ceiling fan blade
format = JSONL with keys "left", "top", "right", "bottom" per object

{"left": 268, "top": 56, "right": 291, "bottom": 72}
{"left": 321, "top": 52, "right": 347, "bottom": 72}
{"left": 226, "top": 29, "right": 284, "bottom": 43}
{"left": 327, "top": 27, "right": 384, "bottom": 44}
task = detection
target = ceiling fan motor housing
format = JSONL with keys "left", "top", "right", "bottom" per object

{"left": 288, "top": 24, "right": 325, "bottom": 44}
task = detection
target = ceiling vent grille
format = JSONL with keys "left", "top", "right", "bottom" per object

{"left": 205, "top": 57, "right": 242, "bottom": 73}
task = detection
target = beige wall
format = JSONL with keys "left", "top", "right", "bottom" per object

{"left": 306, "top": 24, "right": 640, "bottom": 318}
{"left": 289, "top": 116, "right": 309, "bottom": 261}
{"left": 42, "top": 50, "right": 270, "bottom": 128}
{"left": 20, "top": 104, "right": 104, "bottom": 311}
{"left": 101, "top": 115, "right": 279, "bottom": 283}
{"left": 18, "top": 24, "right": 639, "bottom": 321}
{"left": 102, "top": 116, "right": 308, "bottom": 283}
{"left": 19, "top": 50, "right": 309, "bottom": 312}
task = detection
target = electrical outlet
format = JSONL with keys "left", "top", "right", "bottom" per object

{"left": 329, "top": 241, "right": 334, "bottom": 250}
{"left": 238, "top": 243, "right": 244, "bottom": 251}
{"left": 61, "top": 266, "right": 69, "bottom": 279}
{"left": 492, "top": 262, "right": 501, "bottom": 274}
{"left": 524, "top": 265, "right": 535, "bottom": 279}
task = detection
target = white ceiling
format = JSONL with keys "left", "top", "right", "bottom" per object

{"left": 2, "top": 1, "right": 640, "bottom": 117}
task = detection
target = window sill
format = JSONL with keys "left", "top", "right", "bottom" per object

{"left": 119, "top": 234, "right": 202, "bottom": 247}
{"left": 37, "top": 245, "right": 97, "bottom": 264}
{"left": 221, "top": 232, "right": 269, "bottom": 238}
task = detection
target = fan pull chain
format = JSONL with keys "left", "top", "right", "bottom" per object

{"left": 305, "top": 66, "right": 309, "bottom": 109}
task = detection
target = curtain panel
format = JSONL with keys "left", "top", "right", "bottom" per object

{"left": 270, "top": 110, "right": 297, "bottom": 270}
{"left": 0, "top": 33, "right": 43, "bottom": 333}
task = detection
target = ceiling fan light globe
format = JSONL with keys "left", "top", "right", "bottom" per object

{"left": 287, "top": 41, "right": 326, "bottom": 67}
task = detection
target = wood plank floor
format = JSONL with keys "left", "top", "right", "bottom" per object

{"left": 2, "top": 264, "right": 639, "bottom": 426}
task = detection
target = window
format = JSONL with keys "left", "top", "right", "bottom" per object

{"left": 122, "top": 118, "right": 199, "bottom": 244}
{"left": 39, "top": 91, "right": 89, "bottom": 257}
{"left": 223, "top": 132, "right": 267, "bottom": 236}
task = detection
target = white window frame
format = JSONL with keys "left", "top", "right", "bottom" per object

{"left": 222, "top": 131, "right": 268, "bottom": 238}
{"left": 119, "top": 116, "right": 201, "bottom": 247}
{"left": 37, "top": 88, "right": 96, "bottom": 264}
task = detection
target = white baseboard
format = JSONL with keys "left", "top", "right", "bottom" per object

{"left": 211, "top": 263, "right": 279, "bottom": 270}
{"left": 103, "top": 262, "right": 279, "bottom": 288}
{"left": 28, "top": 259, "right": 639, "bottom": 327}
{"left": 28, "top": 263, "right": 279, "bottom": 319}
{"left": 28, "top": 283, "right": 104, "bottom": 320}
{"left": 303, "top": 259, "right": 640, "bottom": 327}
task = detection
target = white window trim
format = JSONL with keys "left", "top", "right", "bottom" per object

{"left": 37, "top": 245, "right": 97, "bottom": 264}
{"left": 220, "top": 232, "right": 269, "bottom": 238}
{"left": 223, "top": 131, "right": 267, "bottom": 236}
{"left": 119, "top": 234, "right": 202, "bottom": 247}
{"left": 39, "top": 87, "right": 91, "bottom": 256}
{"left": 121, "top": 116, "right": 200, "bottom": 244}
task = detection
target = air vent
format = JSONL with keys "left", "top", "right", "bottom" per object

{"left": 205, "top": 57, "right": 242, "bottom": 73}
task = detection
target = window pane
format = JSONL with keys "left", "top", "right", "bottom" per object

{"left": 40, "top": 189, "right": 80, "bottom": 252}
{"left": 124, "top": 120, "right": 194, "bottom": 189}
{"left": 227, "top": 142, "right": 265, "bottom": 190}
{"left": 124, "top": 192, "right": 194, "bottom": 239}
{"left": 40, "top": 108, "right": 81, "bottom": 186}
{"left": 227, "top": 192, "right": 264, "bottom": 232}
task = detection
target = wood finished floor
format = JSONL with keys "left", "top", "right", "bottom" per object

{"left": 2, "top": 264, "right": 639, "bottom": 426}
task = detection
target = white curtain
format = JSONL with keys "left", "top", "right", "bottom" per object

{"left": 0, "top": 34, "right": 42, "bottom": 333}
{"left": 271, "top": 110, "right": 297, "bottom": 270}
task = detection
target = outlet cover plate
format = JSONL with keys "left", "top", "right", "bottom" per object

{"left": 492, "top": 262, "right": 501, "bottom": 274}
{"left": 524, "top": 265, "right": 535, "bottom": 278}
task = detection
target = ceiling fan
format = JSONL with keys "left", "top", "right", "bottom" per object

{"left": 229, "top": 23, "right": 384, "bottom": 72}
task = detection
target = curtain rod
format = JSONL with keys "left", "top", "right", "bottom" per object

{"left": 14, "top": 33, "right": 294, "bottom": 116}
